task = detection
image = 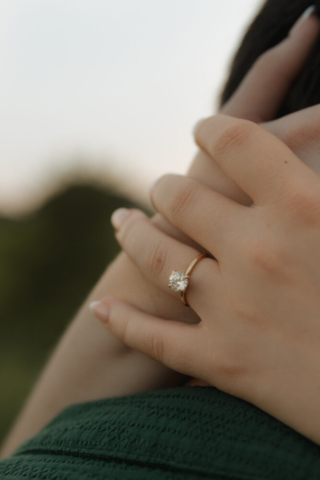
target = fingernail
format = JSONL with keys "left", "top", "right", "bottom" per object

{"left": 90, "top": 301, "right": 110, "bottom": 323}
{"left": 302, "top": 5, "right": 316, "bottom": 20}
{"left": 192, "top": 118, "right": 206, "bottom": 136}
{"left": 111, "top": 208, "right": 130, "bottom": 230}
{"left": 290, "top": 5, "right": 317, "bottom": 35}
{"left": 89, "top": 301, "right": 101, "bottom": 312}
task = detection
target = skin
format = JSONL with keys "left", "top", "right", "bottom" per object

{"left": 96, "top": 114, "right": 320, "bottom": 446}
{"left": 1, "top": 7, "right": 320, "bottom": 458}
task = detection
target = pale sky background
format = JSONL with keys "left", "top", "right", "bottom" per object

{"left": 0, "top": 0, "right": 262, "bottom": 215}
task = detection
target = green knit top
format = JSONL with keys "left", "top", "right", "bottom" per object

{"left": 1, "top": 386, "right": 320, "bottom": 479}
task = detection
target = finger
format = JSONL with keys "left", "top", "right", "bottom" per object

{"left": 189, "top": 104, "right": 320, "bottom": 210}
{"left": 92, "top": 297, "right": 205, "bottom": 377}
{"left": 194, "top": 115, "right": 309, "bottom": 205}
{"left": 188, "top": 149, "right": 251, "bottom": 206}
{"left": 151, "top": 174, "right": 249, "bottom": 254}
{"left": 262, "top": 104, "right": 320, "bottom": 167}
{"left": 222, "top": 7, "right": 320, "bottom": 122}
{"left": 111, "top": 208, "right": 219, "bottom": 311}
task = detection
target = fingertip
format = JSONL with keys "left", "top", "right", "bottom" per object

{"left": 149, "top": 174, "right": 173, "bottom": 207}
{"left": 111, "top": 208, "right": 131, "bottom": 230}
{"left": 289, "top": 5, "right": 320, "bottom": 37}
{"left": 89, "top": 300, "right": 101, "bottom": 312}
{"left": 89, "top": 300, "right": 110, "bottom": 324}
{"left": 111, "top": 208, "right": 146, "bottom": 232}
{"left": 301, "top": 5, "right": 316, "bottom": 21}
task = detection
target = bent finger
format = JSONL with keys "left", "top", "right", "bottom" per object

{"left": 189, "top": 103, "right": 320, "bottom": 210}
{"left": 111, "top": 208, "right": 219, "bottom": 313}
{"left": 194, "top": 115, "right": 308, "bottom": 205}
{"left": 151, "top": 174, "right": 249, "bottom": 254}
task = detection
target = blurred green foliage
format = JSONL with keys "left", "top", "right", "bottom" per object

{"left": 0, "top": 182, "right": 140, "bottom": 443}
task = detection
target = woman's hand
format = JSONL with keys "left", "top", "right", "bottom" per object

{"left": 2, "top": 7, "right": 320, "bottom": 458}
{"left": 94, "top": 115, "right": 320, "bottom": 445}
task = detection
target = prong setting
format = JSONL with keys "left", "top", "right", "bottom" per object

{"left": 168, "top": 270, "right": 189, "bottom": 292}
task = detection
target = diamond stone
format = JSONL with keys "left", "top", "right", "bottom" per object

{"left": 168, "top": 271, "right": 188, "bottom": 292}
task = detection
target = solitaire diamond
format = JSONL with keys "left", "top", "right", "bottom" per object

{"left": 168, "top": 271, "right": 189, "bottom": 292}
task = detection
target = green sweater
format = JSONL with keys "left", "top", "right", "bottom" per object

{"left": 0, "top": 387, "right": 320, "bottom": 479}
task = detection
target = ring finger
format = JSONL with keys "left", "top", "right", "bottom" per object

{"left": 111, "top": 208, "right": 220, "bottom": 314}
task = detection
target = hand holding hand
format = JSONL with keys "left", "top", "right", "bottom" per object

{"left": 4, "top": 6, "right": 320, "bottom": 460}
{"left": 95, "top": 114, "right": 320, "bottom": 445}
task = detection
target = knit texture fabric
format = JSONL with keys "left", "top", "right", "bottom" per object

{"left": 1, "top": 386, "right": 320, "bottom": 479}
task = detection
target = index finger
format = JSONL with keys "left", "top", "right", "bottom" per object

{"left": 194, "top": 115, "right": 308, "bottom": 205}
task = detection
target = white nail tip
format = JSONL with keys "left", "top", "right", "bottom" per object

{"left": 89, "top": 301, "right": 101, "bottom": 312}
{"left": 302, "top": 5, "right": 316, "bottom": 20}
{"left": 289, "top": 5, "right": 316, "bottom": 36}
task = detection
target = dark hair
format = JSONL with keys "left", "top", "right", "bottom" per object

{"left": 221, "top": 0, "right": 320, "bottom": 117}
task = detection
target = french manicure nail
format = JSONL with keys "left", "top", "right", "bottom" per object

{"left": 302, "top": 5, "right": 316, "bottom": 20}
{"left": 290, "top": 5, "right": 317, "bottom": 35}
{"left": 91, "top": 301, "right": 110, "bottom": 323}
{"left": 89, "top": 301, "right": 101, "bottom": 311}
{"left": 111, "top": 208, "right": 130, "bottom": 230}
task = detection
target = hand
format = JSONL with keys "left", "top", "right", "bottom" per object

{"left": 95, "top": 116, "right": 320, "bottom": 443}
{"left": 91, "top": 8, "right": 320, "bottom": 396}
{"left": 2, "top": 8, "right": 319, "bottom": 457}
{"left": 94, "top": 114, "right": 320, "bottom": 445}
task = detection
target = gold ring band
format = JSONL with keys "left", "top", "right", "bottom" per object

{"left": 168, "top": 253, "right": 210, "bottom": 307}
{"left": 181, "top": 253, "right": 210, "bottom": 307}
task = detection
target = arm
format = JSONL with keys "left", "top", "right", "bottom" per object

{"left": 1, "top": 8, "right": 318, "bottom": 457}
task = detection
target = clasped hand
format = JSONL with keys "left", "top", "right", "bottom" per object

{"left": 99, "top": 113, "right": 320, "bottom": 444}
{"left": 91, "top": 13, "right": 320, "bottom": 445}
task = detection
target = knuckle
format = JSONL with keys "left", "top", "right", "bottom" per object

{"left": 214, "top": 121, "right": 256, "bottom": 157}
{"left": 145, "top": 331, "right": 165, "bottom": 363}
{"left": 145, "top": 241, "right": 168, "bottom": 278}
{"left": 169, "top": 180, "right": 199, "bottom": 221}
{"left": 246, "top": 238, "right": 289, "bottom": 278}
